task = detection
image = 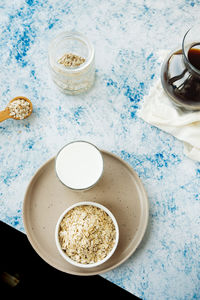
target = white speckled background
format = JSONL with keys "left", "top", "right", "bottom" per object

{"left": 0, "top": 0, "right": 200, "bottom": 299}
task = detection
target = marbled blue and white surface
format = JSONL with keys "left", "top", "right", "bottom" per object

{"left": 0, "top": 0, "right": 200, "bottom": 299}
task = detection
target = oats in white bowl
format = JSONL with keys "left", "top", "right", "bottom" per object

{"left": 58, "top": 205, "right": 116, "bottom": 265}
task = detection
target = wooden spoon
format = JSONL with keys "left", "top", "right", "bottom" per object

{"left": 0, "top": 96, "right": 33, "bottom": 122}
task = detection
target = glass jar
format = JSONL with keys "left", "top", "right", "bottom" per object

{"left": 48, "top": 31, "right": 95, "bottom": 95}
{"left": 161, "top": 25, "right": 200, "bottom": 110}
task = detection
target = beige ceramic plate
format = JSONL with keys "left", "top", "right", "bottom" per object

{"left": 23, "top": 150, "right": 149, "bottom": 276}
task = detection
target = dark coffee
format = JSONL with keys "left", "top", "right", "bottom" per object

{"left": 161, "top": 48, "right": 200, "bottom": 107}
{"left": 188, "top": 48, "right": 200, "bottom": 70}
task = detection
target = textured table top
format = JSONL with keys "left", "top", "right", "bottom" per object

{"left": 0, "top": 1, "right": 200, "bottom": 299}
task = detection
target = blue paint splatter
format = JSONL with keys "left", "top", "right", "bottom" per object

{"left": 26, "top": 0, "right": 34, "bottom": 6}
{"left": 74, "top": 106, "right": 84, "bottom": 118}
{"left": 123, "top": 82, "right": 145, "bottom": 108}
{"left": 67, "top": 106, "right": 86, "bottom": 125}
{"left": 2, "top": 170, "right": 19, "bottom": 186}
{"left": 196, "top": 169, "right": 200, "bottom": 177}
{"left": 107, "top": 78, "right": 118, "bottom": 88}
{"left": 130, "top": 111, "right": 136, "bottom": 118}
{"left": 13, "top": 216, "right": 19, "bottom": 226}
{"left": 13, "top": 25, "right": 36, "bottom": 66}
{"left": 30, "top": 69, "right": 37, "bottom": 79}
{"left": 167, "top": 197, "right": 177, "bottom": 213}
{"left": 151, "top": 73, "right": 155, "bottom": 80}
{"left": 48, "top": 18, "right": 59, "bottom": 29}
{"left": 147, "top": 52, "right": 153, "bottom": 61}
{"left": 48, "top": 23, "right": 54, "bottom": 29}
{"left": 120, "top": 149, "right": 181, "bottom": 181}
{"left": 22, "top": 138, "right": 35, "bottom": 150}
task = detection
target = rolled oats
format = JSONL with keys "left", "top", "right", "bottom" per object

{"left": 58, "top": 205, "right": 116, "bottom": 264}
{"left": 58, "top": 53, "right": 85, "bottom": 68}
{"left": 8, "top": 99, "right": 31, "bottom": 120}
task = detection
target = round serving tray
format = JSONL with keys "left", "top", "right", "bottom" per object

{"left": 23, "top": 150, "right": 149, "bottom": 276}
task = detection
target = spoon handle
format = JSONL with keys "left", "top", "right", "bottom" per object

{"left": 0, "top": 109, "right": 11, "bottom": 122}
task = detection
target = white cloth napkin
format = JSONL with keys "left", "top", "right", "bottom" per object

{"left": 138, "top": 79, "right": 200, "bottom": 161}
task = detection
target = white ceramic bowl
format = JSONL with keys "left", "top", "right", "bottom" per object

{"left": 55, "top": 201, "right": 119, "bottom": 268}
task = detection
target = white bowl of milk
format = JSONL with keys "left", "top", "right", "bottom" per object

{"left": 55, "top": 141, "right": 104, "bottom": 190}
